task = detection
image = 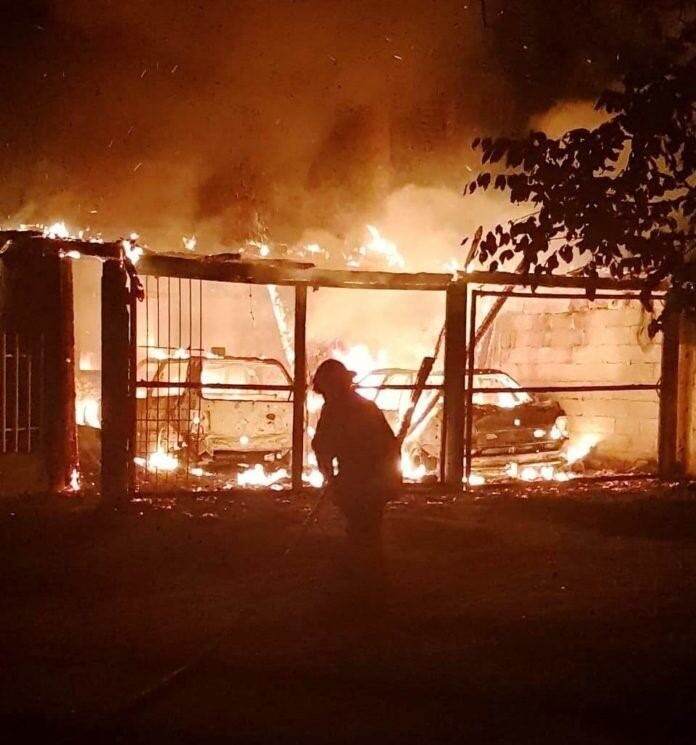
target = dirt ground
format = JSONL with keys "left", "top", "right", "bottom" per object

{"left": 2, "top": 481, "right": 696, "bottom": 744}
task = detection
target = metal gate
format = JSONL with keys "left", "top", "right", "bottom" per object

{"left": 131, "top": 271, "right": 306, "bottom": 493}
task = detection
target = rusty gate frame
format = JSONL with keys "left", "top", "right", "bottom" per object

{"left": 461, "top": 283, "right": 666, "bottom": 485}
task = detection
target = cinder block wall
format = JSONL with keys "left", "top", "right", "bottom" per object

{"left": 484, "top": 297, "right": 662, "bottom": 467}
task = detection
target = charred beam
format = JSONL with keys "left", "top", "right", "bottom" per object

{"left": 137, "top": 253, "right": 452, "bottom": 291}
{"left": 443, "top": 285, "right": 467, "bottom": 490}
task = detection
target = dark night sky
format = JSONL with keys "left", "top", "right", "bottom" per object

{"left": 0, "top": 0, "right": 676, "bottom": 248}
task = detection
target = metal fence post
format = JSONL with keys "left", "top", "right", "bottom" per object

{"left": 658, "top": 305, "right": 681, "bottom": 477}
{"left": 292, "top": 285, "right": 307, "bottom": 491}
{"left": 443, "top": 284, "right": 467, "bottom": 490}
{"left": 102, "top": 260, "right": 131, "bottom": 503}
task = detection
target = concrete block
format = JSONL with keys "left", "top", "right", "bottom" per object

{"left": 639, "top": 419, "right": 659, "bottom": 435}
{"left": 571, "top": 415, "right": 616, "bottom": 434}
{"left": 546, "top": 329, "right": 584, "bottom": 348}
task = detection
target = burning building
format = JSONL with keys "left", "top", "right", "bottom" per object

{"left": 1, "top": 222, "right": 693, "bottom": 501}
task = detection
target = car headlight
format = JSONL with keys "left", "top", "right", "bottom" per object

{"left": 551, "top": 415, "right": 568, "bottom": 440}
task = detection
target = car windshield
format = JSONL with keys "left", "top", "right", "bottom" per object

{"left": 201, "top": 358, "right": 291, "bottom": 401}
{"left": 357, "top": 370, "right": 531, "bottom": 410}
{"left": 471, "top": 372, "right": 532, "bottom": 408}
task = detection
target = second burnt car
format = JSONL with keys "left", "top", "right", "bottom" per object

{"left": 356, "top": 367, "right": 569, "bottom": 476}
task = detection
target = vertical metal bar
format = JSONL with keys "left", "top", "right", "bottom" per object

{"left": 154, "top": 276, "right": 161, "bottom": 488}
{"left": 187, "top": 279, "right": 193, "bottom": 480}
{"left": 39, "top": 334, "right": 44, "bottom": 452}
{"left": 14, "top": 334, "right": 20, "bottom": 453}
{"left": 2, "top": 332, "right": 6, "bottom": 454}
{"left": 197, "top": 279, "right": 203, "bottom": 455}
{"left": 291, "top": 285, "right": 307, "bottom": 491}
{"left": 101, "top": 262, "right": 131, "bottom": 503}
{"left": 465, "top": 290, "right": 478, "bottom": 486}
{"left": 443, "top": 285, "right": 467, "bottom": 490}
{"left": 27, "top": 349, "right": 32, "bottom": 453}
{"left": 142, "top": 274, "right": 149, "bottom": 478}
{"left": 167, "top": 276, "right": 172, "bottom": 487}
{"left": 128, "top": 280, "right": 138, "bottom": 493}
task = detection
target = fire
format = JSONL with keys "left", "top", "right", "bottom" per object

{"left": 237, "top": 464, "right": 288, "bottom": 488}
{"left": 358, "top": 225, "right": 406, "bottom": 269}
{"left": 79, "top": 352, "right": 96, "bottom": 371}
{"left": 122, "top": 239, "right": 143, "bottom": 265}
{"left": 303, "top": 469, "right": 325, "bottom": 488}
{"left": 134, "top": 450, "right": 179, "bottom": 472}
{"left": 76, "top": 398, "right": 101, "bottom": 429}
{"left": 182, "top": 235, "right": 197, "bottom": 251}
{"left": 68, "top": 467, "right": 80, "bottom": 492}
{"left": 43, "top": 221, "right": 71, "bottom": 239}
{"left": 267, "top": 285, "right": 295, "bottom": 369}
{"left": 565, "top": 434, "right": 600, "bottom": 464}
{"left": 307, "top": 391, "right": 323, "bottom": 414}
{"left": 401, "top": 451, "right": 427, "bottom": 481}
{"left": 333, "top": 344, "right": 387, "bottom": 381}
{"left": 506, "top": 461, "right": 576, "bottom": 482}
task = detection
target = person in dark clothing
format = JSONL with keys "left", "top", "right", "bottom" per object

{"left": 311, "top": 359, "right": 401, "bottom": 548}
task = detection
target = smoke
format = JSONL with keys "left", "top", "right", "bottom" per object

{"left": 0, "top": 0, "right": 660, "bottom": 253}
{"left": 2, "top": 1, "right": 672, "bottom": 371}
{"left": 530, "top": 99, "right": 610, "bottom": 138}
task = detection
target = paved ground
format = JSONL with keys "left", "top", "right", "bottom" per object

{"left": 2, "top": 481, "right": 696, "bottom": 743}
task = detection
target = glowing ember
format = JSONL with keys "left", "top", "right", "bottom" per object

{"left": 520, "top": 466, "right": 538, "bottom": 481}
{"left": 237, "top": 464, "right": 288, "bottom": 487}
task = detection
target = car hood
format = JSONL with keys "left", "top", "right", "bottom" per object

{"left": 473, "top": 398, "right": 562, "bottom": 430}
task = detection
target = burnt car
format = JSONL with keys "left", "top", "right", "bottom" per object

{"left": 136, "top": 353, "right": 293, "bottom": 468}
{"left": 357, "top": 368, "right": 569, "bottom": 475}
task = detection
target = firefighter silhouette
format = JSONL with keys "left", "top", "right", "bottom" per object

{"left": 312, "top": 359, "right": 401, "bottom": 547}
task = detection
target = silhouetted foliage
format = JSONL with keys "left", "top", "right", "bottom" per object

{"left": 469, "top": 17, "right": 695, "bottom": 334}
